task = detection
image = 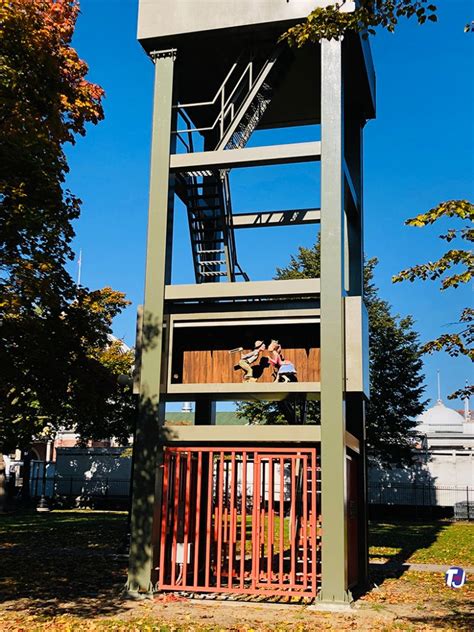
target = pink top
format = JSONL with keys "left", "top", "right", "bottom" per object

{"left": 268, "top": 351, "right": 283, "bottom": 368}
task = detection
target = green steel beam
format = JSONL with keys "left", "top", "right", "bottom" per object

{"left": 157, "top": 424, "right": 360, "bottom": 448}
{"left": 165, "top": 381, "right": 321, "bottom": 402}
{"left": 164, "top": 278, "right": 320, "bottom": 301}
{"left": 232, "top": 208, "right": 320, "bottom": 229}
{"left": 319, "top": 38, "right": 351, "bottom": 605}
{"left": 169, "top": 141, "right": 321, "bottom": 171}
{"left": 126, "top": 49, "right": 176, "bottom": 594}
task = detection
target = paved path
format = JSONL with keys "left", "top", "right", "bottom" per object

{"left": 370, "top": 561, "right": 474, "bottom": 573}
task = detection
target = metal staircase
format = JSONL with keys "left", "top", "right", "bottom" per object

{"left": 177, "top": 171, "right": 248, "bottom": 283}
{"left": 215, "top": 46, "right": 284, "bottom": 152}
{"left": 175, "top": 46, "right": 290, "bottom": 283}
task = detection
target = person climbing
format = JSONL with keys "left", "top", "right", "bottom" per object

{"left": 238, "top": 340, "right": 266, "bottom": 382}
{"left": 267, "top": 339, "right": 283, "bottom": 381}
{"left": 267, "top": 339, "right": 298, "bottom": 382}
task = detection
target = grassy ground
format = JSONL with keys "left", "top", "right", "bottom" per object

{"left": 0, "top": 510, "right": 472, "bottom": 631}
{"left": 369, "top": 521, "right": 474, "bottom": 566}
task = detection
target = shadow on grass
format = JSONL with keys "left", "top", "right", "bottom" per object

{"left": 406, "top": 607, "right": 474, "bottom": 631}
{"left": 366, "top": 520, "right": 448, "bottom": 590}
{"left": 0, "top": 510, "right": 131, "bottom": 618}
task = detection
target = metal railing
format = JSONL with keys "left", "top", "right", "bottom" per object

{"left": 158, "top": 446, "right": 319, "bottom": 597}
{"left": 29, "top": 475, "right": 131, "bottom": 501}
{"left": 173, "top": 59, "right": 255, "bottom": 147}
{"left": 368, "top": 483, "right": 473, "bottom": 520}
{"left": 25, "top": 474, "right": 474, "bottom": 521}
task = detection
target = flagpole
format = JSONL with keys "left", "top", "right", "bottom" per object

{"left": 77, "top": 249, "right": 82, "bottom": 286}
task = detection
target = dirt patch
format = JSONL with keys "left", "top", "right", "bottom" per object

{"left": 1, "top": 512, "right": 472, "bottom": 630}
{"left": 0, "top": 572, "right": 472, "bottom": 631}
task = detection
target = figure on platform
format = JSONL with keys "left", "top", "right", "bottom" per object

{"left": 236, "top": 340, "right": 266, "bottom": 382}
{"left": 268, "top": 340, "right": 298, "bottom": 382}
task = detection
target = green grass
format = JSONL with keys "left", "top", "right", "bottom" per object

{"left": 0, "top": 509, "right": 127, "bottom": 548}
{"left": 0, "top": 509, "right": 128, "bottom": 607}
{"left": 369, "top": 520, "right": 474, "bottom": 566}
{"left": 0, "top": 510, "right": 472, "bottom": 630}
{"left": 0, "top": 510, "right": 474, "bottom": 629}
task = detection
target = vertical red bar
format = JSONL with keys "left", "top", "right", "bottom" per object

{"left": 240, "top": 451, "right": 247, "bottom": 588}
{"left": 228, "top": 452, "right": 236, "bottom": 587}
{"left": 223, "top": 460, "right": 229, "bottom": 545}
{"left": 310, "top": 449, "right": 317, "bottom": 594}
{"left": 302, "top": 454, "right": 308, "bottom": 591}
{"left": 181, "top": 451, "right": 192, "bottom": 587}
{"left": 170, "top": 452, "right": 181, "bottom": 586}
{"left": 290, "top": 456, "right": 296, "bottom": 587}
{"left": 232, "top": 457, "right": 238, "bottom": 581}
{"left": 193, "top": 451, "right": 202, "bottom": 587}
{"left": 259, "top": 459, "right": 266, "bottom": 580}
{"left": 251, "top": 453, "right": 260, "bottom": 589}
{"left": 279, "top": 456, "right": 284, "bottom": 587}
{"left": 205, "top": 450, "right": 213, "bottom": 589}
{"left": 267, "top": 457, "right": 274, "bottom": 584}
{"left": 216, "top": 451, "right": 225, "bottom": 589}
{"left": 158, "top": 448, "right": 171, "bottom": 587}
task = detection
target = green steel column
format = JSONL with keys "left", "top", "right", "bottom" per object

{"left": 195, "top": 399, "right": 216, "bottom": 425}
{"left": 126, "top": 49, "right": 176, "bottom": 594}
{"left": 345, "top": 118, "right": 363, "bottom": 297}
{"left": 346, "top": 119, "right": 368, "bottom": 586}
{"left": 358, "top": 397, "right": 369, "bottom": 587}
{"left": 319, "top": 38, "right": 350, "bottom": 604}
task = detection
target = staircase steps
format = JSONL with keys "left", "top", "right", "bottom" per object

{"left": 178, "top": 45, "right": 291, "bottom": 283}
{"left": 216, "top": 45, "right": 290, "bottom": 153}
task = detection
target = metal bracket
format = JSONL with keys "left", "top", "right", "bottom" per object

{"left": 150, "top": 48, "right": 177, "bottom": 62}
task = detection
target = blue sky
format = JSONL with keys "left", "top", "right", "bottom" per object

{"left": 67, "top": 0, "right": 473, "bottom": 409}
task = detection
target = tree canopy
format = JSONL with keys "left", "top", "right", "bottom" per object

{"left": 393, "top": 200, "right": 474, "bottom": 399}
{"left": 238, "top": 241, "right": 426, "bottom": 466}
{"left": 281, "top": 3, "right": 472, "bottom": 399}
{"left": 0, "top": 1, "right": 134, "bottom": 453}
{"left": 282, "top": 1, "right": 438, "bottom": 46}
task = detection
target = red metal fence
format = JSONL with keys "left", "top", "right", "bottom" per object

{"left": 158, "top": 446, "right": 319, "bottom": 598}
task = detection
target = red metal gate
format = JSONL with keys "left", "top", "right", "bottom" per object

{"left": 157, "top": 446, "right": 319, "bottom": 598}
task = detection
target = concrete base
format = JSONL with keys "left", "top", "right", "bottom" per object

{"left": 120, "top": 589, "right": 154, "bottom": 601}
{"left": 308, "top": 602, "right": 354, "bottom": 613}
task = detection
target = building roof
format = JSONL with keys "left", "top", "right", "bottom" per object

{"left": 164, "top": 412, "right": 242, "bottom": 426}
{"left": 416, "top": 399, "right": 466, "bottom": 434}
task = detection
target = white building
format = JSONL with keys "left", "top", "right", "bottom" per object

{"left": 369, "top": 395, "right": 474, "bottom": 510}
{"left": 415, "top": 398, "right": 474, "bottom": 489}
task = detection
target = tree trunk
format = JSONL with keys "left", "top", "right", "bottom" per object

{"left": 0, "top": 453, "right": 6, "bottom": 513}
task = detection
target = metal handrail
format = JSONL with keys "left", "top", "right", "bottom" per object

{"left": 175, "top": 61, "right": 239, "bottom": 109}
{"left": 176, "top": 108, "right": 195, "bottom": 153}
{"left": 173, "top": 61, "right": 254, "bottom": 142}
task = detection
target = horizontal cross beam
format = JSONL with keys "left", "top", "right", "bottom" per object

{"left": 165, "top": 278, "right": 320, "bottom": 301}
{"left": 232, "top": 208, "right": 321, "bottom": 229}
{"left": 170, "top": 141, "right": 321, "bottom": 171}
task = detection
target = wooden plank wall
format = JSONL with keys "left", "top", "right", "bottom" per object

{"left": 182, "top": 348, "right": 320, "bottom": 383}
{"left": 172, "top": 324, "right": 321, "bottom": 384}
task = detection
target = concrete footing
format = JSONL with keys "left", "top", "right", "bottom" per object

{"left": 308, "top": 602, "right": 354, "bottom": 613}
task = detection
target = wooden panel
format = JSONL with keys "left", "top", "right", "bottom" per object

{"left": 173, "top": 322, "right": 320, "bottom": 385}
{"left": 181, "top": 348, "right": 320, "bottom": 384}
